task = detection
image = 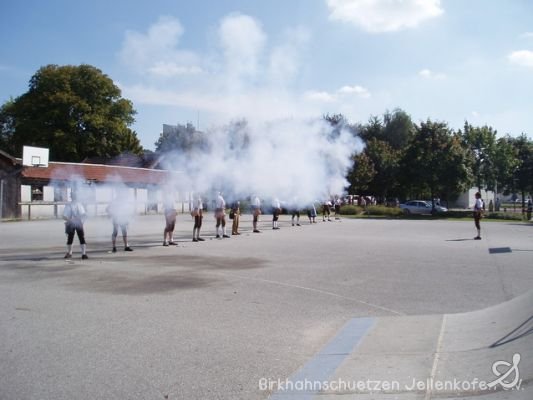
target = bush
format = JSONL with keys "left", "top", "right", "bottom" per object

{"left": 366, "top": 205, "right": 404, "bottom": 217}
{"left": 442, "top": 210, "right": 473, "bottom": 219}
{"left": 485, "top": 212, "right": 524, "bottom": 221}
{"left": 340, "top": 205, "right": 362, "bottom": 215}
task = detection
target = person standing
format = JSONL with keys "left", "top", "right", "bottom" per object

{"left": 215, "top": 192, "right": 230, "bottom": 238}
{"left": 526, "top": 196, "right": 532, "bottom": 221}
{"left": 163, "top": 197, "right": 177, "bottom": 246}
{"left": 334, "top": 196, "right": 342, "bottom": 221}
{"left": 63, "top": 190, "right": 88, "bottom": 259}
{"left": 107, "top": 189, "right": 134, "bottom": 252}
{"left": 191, "top": 194, "right": 205, "bottom": 242}
{"left": 231, "top": 200, "right": 241, "bottom": 235}
{"left": 307, "top": 202, "right": 317, "bottom": 224}
{"left": 252, "top": 195, "right": 262, "bottom": 233}
{"left": 272, "top": 198, "right": 282, "bottom": 230}
{"left": 322, "top": 199, "right": 332, "bottom": 222}
{"left": 473, "top": 192, "right": 484, "bottom": 240}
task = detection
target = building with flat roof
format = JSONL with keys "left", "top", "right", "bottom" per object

{"left": 0, "top": 150, "right": 185, "bottom": 220}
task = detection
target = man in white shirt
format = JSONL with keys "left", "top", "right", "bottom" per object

{"left": 473, "top": 192, "right": 484, "bottom": 240}
{"left": 272, "top": 198, "right": 281, "bottom": 230}
{"left": 215, "top": 192, "right": 230, "bottom": 238}
{"left": 192, "top": 194, "right": 205, "bottom": 242}
{"left": 252, "top": 195, "right": 261, "bottom": 233}
{"left": 63, "top": 191, "right": 88, "bottom": 259}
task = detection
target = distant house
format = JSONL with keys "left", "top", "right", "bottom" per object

{"left": 0, "top": 150, "right": 185, "bottom": 220}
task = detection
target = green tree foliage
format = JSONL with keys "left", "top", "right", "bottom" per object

{"left": 347, "top": 152, "right": 376, "bottom": 193}
{"left": 509, "top": 134, "right": 533, "bottom": 205}
{"left": 349, "top": 109, "right": 414, "bottom": 199}
{"left": 493, "top": 136, "right": 520, "bottom": 194}
{"left": 381, "top": 109, "right": 414, "bottom": 149}
{"left": 0, "top": 99, "right": 17, "bottom": 154}
{"left": 0, "top": 64, "right": 142, "bottom": 162}
{"left": 365, "top": 138, "right": 401, "bottom": 199}
{"left": 401, "top": 120, "right": 470, "bottom": 203}
{"left": 460, "top": 122, "right": 497, "bottom": 191}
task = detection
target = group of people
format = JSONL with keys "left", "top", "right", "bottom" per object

{"left": 63, "top": 190, "right": 134, "bottom": 259}
{"left": 62, "top": 190, "right": 504, "bottom": 258}
{"left": 61, "top": 191, "right": 345, "bottom": 259}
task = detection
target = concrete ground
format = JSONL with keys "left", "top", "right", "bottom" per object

{"left": 0, "top": 213, "right": 531, "bottom": 399}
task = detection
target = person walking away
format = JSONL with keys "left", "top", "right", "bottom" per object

{"left": 473, "top": 192, "right": 484, "bottom": 240}
{"left": 63, "top": 190, "right": 88, "bottom": 259}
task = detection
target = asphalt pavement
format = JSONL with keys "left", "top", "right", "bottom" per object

{"left": 0, "top": 213, "right": 531, "bottom": 399}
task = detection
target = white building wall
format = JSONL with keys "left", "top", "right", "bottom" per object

{"left": 19, "top": 183, "right": 188, "bottom": 219}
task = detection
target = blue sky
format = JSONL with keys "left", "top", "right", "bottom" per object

{"left": 1, "top": 0, "right": 532, "bottom": 150}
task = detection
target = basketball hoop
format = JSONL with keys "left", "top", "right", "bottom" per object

{"left": 22, "top": 146, "right": 49, "bottom": 167}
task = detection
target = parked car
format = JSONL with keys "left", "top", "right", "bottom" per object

{"left": 399, "top": 200, "right": 448, "bottom": 215}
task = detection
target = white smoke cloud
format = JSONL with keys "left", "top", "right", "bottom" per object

{"left": 117, "top": 13, "right": 365, "bottom": 204}
{"left": 159, "top": 118, "right": 364, "bottom": 208}
{"left": 326, "top": 0, "right": 444, "bottom": 33}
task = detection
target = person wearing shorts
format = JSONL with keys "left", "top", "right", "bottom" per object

{"left": 192, "top": 194, "right": 205, "bottom": 242}
{"left": 215, "top": 192, "right": 230, "bottom": 239}
{"left": 473, "top": 192, "right": 484, "bottom": 240}
{"left": 63, "top": 191, "right": 88, "bottom": 260}
{"left": 252, "top": 195, "right": 262, "bottom": 233}
{"left": 163, "top": 199, "right": 177, "bottom": 246}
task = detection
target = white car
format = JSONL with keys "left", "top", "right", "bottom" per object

{"left": 399, "top": 200, "right": 448, "bottom": 215}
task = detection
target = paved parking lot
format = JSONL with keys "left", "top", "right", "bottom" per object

{"left": 0, "top": 214, "right": 531, "bottom": 399}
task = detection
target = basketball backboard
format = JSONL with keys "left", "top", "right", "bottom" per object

{"left": 22, "top": 146, "right": 49, "bottom": 167}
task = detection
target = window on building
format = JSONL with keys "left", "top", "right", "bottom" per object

{"left": 54, "top": 186, "right": 67, "bottom": 202}
{"left": 31, "top": 185, "right": 44, "bottom": 201}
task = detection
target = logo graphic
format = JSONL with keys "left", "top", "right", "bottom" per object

{"left": 487, "top": 353, "right": 522, "bottom": 390}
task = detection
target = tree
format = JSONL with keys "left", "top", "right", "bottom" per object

{"left": 382, "top": 108, "right": 414, "bottom": 150}
{"left": 364, "top": 138, "right": 401, "bottom": 199}
{"left": 352, "top": 110, "right": 413, "bottom": 199}
{"left": 0, "top": 64, "right": 142, "bottom": 162}
{"left": 401, "top": 120, "right": 470, "bottom": 205}
{"left": 492, "top": 136, "right": 520, "bottom": 196}
{"left": 509, "top": 134, "right": 533, "bottom": 208}
{"left": 460, "top": 122, "right": 497, "bottom": 192}
{"left": 347, "top": 152, "right": 376, "bottom": 194}
{"left": 0, "top": 99, "right": 17, "bottom": 155}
